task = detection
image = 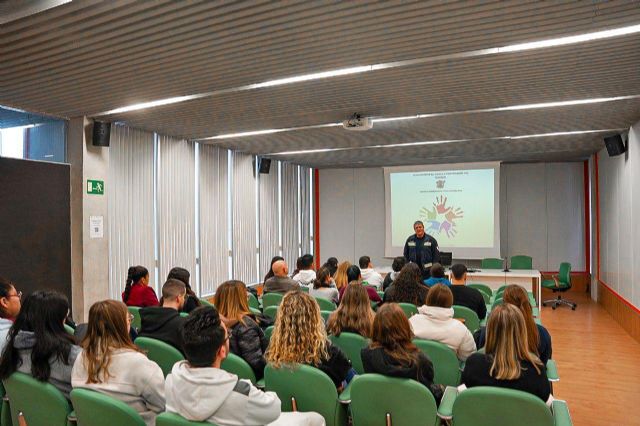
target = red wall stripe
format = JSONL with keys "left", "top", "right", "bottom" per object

{"left": 314, "top": 169, "right": 320, "bottom": 269}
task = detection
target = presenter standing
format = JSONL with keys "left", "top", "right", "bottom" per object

{"left": 403, "top": 220, "right": 440, "bottom": 280}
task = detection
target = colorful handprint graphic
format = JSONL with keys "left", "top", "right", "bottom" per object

{"left": 419, "top": 197, "right": 464, "bottom": 238}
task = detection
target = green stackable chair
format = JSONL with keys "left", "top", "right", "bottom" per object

{"left": 264, "top": 364, "right": 348, "bottom": 426}
{"left": 247, "top": 293, "right": 260, "bottom": 310}
{"left": 475, "top": 290, "right": 490, "bottom": 304}
{"left": 70, "top": 388, "right": 145, "bottom": 426}
{"left": 511, "top": 255, "right": 533, "bottom": 270}
{"left": 221, "top": 353, "right": 258, "bottom": 385}
{"left": 135, "top": 337, "right": 184, "bottom": 377}
{"left": 127, "top": 306, "right": 142, "bottom": 330}
{"left": 179, "top": 312, "right": 189, "bottom": 318}
{"left": 480, "top": 258, "right": 503, "bottom": 269}
{"left": 350, "top": 374, "right": 439, "bottom": 426}
{"left": 0, "top": 382, "right": 11, "bottom": 426}
{"left": 329, "top": 332, "right": 369, "bottom": 374}
{"left": 314, "top": 297, "right": 336, "bottom": 311}
{"left": 3, "top": 372, "right": 73, "bottom": 426}
{"left": 264, "top": 326, "right": 275, "bottom": 342}
{"left": 377, "top": 291, "right": 384, "bottom": 299}
{"left": 542, "top": 262, "right": 576, "bottom": 310}
{"left": 300, "top": 286, "right": 309, "bottom": 293}
{"left": 452, "top": 305, "right": 480, "bottom": 333}
{"left": 64, "top": 323, "right": 75, "bottom": 336}
{"left": 398, "top": 302, "right": 418, "bottom": 318}
{"left": 157, "top": 412, "right": 211, "bottom": 426}
{"left": 199, "top": 298, "right": 214, "bottom": 307}
{"left": 467, "top": 284, "right": 492, "bottom": 298}
{"left": 437, "top": 386, "right": 573, "bottom": 426}
{"left": 262, "top": 293, "right": 284, "bottom": 309}
{"left": 263, "top": 305, "right": 278, "bottom": 320}
{"left": 413, "top": 339, "right": 461, "bottom": 387}
{"left": 320, "top": 310, "right": 332, "bottom": 323}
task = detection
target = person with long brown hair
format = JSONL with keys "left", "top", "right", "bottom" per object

{"left": 478, "top": 285, "right": 552, "bottom": 364}
{"left": 384, "top": 263, "right": 428, "bottom": 306}
{"left": 461, "top": 304, "right": 550, "bottom": 403}
{"left": 265, "top": 291, "right": 351, "bottom": 389}
{"left": 214, "top": 280, "right": 268, "bottom": 380}
{"left": 361, "top": 303, "right": 443, "bottom": 402}
{"left": 327, "top": 282, "right": 375, "bottom": 337}
{"left": 310, "top": 266, "right": 340, "bottom": 304}
{"left": 71, "top": 300, "right": 165, "bottom": 426}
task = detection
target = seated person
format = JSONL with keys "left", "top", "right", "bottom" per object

{"left": 461, "top": 304, "right": 550, "bottom": 403}
{"left": 450, "top": 264, "right": 486, "bottom": 320}
{"left": 322, "top": 257, "right": 339, "bottom": 277}
{"left": 477, "top": 285, "right": 552, "bottom": 364}
{"left": 263, "top": 260, "right": 300, "bottom": 294}
{"left": 72, "top": 300, "right": 165, "bottom": 425}
{"left": 382, "top": 256, "right": 406, "bottom": 291}
{"left": 167, "top": 267, "right": 201, "bottom": 313}
{"left": 165, "top": 306, "right": 324, "bottom": 426}
{"left": 122, "top": 265, "right": 159, "bottom": 307}
{"left": 383, "top": 263, "right": 428, "bottom": 306}
{"left": 423, "top": 263, "right": 451, "bottom": 287}
{"left": 309, "top": 267, "right": 340, "bottom": 304}
{"left": 292, "top": 254, "right": 316, "bottom": 288}
{"left": 327, "top": 283, "right": 375, "bottom": 338}
{"left": 409, "top": 284, "right": 476, "bottom": 361}
{"left": 0, "top": 290, "right": 80, "bottom": 399}
{"left": 266, "top": 291, "right": 352, "bottom": 390}
{"left": 263, "top": 256, "right": 284, "bottom": 284}
{"left": 138, "top": 279, "right": 188, "bottom": 354}
{"left": 0, "top": 277, "right": 22, "bottom": 352}
{"left": 214, "top": 280, "right": 268, "bottom": 380}
{"left": 339, "top": 265, "right": 382, "bottom": 305}
{"left": 361, "top": 303, "right": 443, "bottom": 403}
{"left": 359, "top": 256, "right": 384, "bottom": 290}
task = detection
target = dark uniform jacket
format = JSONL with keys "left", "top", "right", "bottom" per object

{"left": 403, "top": 233, "right": 440, "bottom": 278}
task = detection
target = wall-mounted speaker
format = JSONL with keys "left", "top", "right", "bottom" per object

{"left": 92, "top": 121, "right": 111, "bottom": 147}
{"left": 604, "top": 133, "right": 626, "bottom": 157}
{"left": 258, "top": 158, "right": 271, "bottom": 174}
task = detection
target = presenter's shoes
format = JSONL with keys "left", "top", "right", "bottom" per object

{"left": 542, "top": 295, "right": 577, "bottom": 310}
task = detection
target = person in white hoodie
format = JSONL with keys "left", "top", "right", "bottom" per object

{"left": 292, "top": 254, "right": 316, "bottom": 289}
{"left": 165, "top": 305, "right": 324, "bottom": 426}
{"left": 72, "top": 300, "right": 165, "bottom": 426}
{"left": 409, "top": 284, "right": 476, "bottom": 361}
{"left": 358, "top": 256, "right": 383, "bottom": 290}
{"left": 0, "top": 278, "right": 21, "bottom": 352}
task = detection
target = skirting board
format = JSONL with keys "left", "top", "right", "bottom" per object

{"left": 598, "top": 281, "right": 640, "bottom": 345}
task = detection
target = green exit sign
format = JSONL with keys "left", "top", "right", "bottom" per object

{"left": 87, "top": 179, "right": 104, "bottom": 195}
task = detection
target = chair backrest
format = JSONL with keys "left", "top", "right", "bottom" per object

{"left": 510, "top": 255, "right": 533, "bottom": 270}
{"left": 377, "top": 291, "right": 384, "bottom": 299}
{"left": 3, "top": 372, "right": 71, "bottom": 426}
{"left": 467, "top": 283, "right": 492, "bottom": 297}
{"left": 264, "top": 325, "right": 275, "bottom": 342}
{"left": 300, "top": 286, "right": 309, "bottom": 293}
{"left": 480, "top": 258, "right": 503, "bottom": 269}
{"left": 398, "top": 302, "right": 418, "bottom": 318}
{"left": 156, "top": 412, "right": 211, "bottom": 426}
{"left": 475, "top": 290, "right": 490, "bottom": 304}
{"left": 134, "top": 337, "right": 184, "bottom": 377}
{"left": 329, "top": 332, "right": 369, "bottom": 374}
{"left": 262, "top": 292, "right": 284, "bottom": 308}
{"left": 220, "top": 352, "right": 257, "bottom": 384}
{"left": 127, "top": 306, "right": 142, "bottom": 330}
{"left": 70, "top": 388, "right": 146, "bottom": 426}
{"left": 314, "top": 296, "right": 336, "bottom": 311}
{"left": 64, "top": 323, "right": 75, "bottom": 336}
{"left": 452, "top": 305, "right": 480, "bottom": 333}
{"left": 413, "top": 339, "right": 461, "bottom": 387}
{"left": 558, "top": 262, "right": 572, "bottom": 287}
{"left": 320, "top": 310, "right": 332, "bottom": 323}
{"left": 490, "top": 299, "right": 503, "bottom": 312}
{"left": 264, "top": 363, "right": 347, "bottom": 426}
{"left": 495, "top": 285, "right": 508, "bottom": 297}
{"left": 199, "top": 298, "right": 214, "bottom": 307}
{"left": 350, "top": 374, "right": 438, "bottom": 426}
{"left": 263, "top": 305, "right": 278, "bottom": 319}
{"left": 451, "top": 387, "right": 554, "bottom": 426}
{"left": 247, "top": 293, "right": 260, "bottom": 309}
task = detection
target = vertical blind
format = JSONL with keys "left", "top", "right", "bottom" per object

{"left": 232, "top": 152, "right": 258, "bottom": 284}
{"left": 107, "top": 124, "right": 155, "bottom": 298}
{"left": 259, "top": 160, "right": 280, "bottom": 282}
{"left": 281, "top": 162, "right": 300, "bottom": 269}
{"left": 300, "top": 166, "right": 313, "bottom": 255}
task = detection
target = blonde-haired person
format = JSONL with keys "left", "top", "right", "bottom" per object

{"left": 333, "top": 261, "right": 351, "bottom": 293}
{"left": 478, "top": 285, "right": 552, "bottom": 364}
{"left": 265, "top": 291, "right": 352, "bottom": 389}
{"left": 71, "top": 300, "right": 165, "bottom": 426}
{"left": 461, "top": 304, "right": 551, "bottom": 403}
{"left": 409, "top": 284, "right": 476, "bottom": 361}
{"left": 214, "top": 280, "right": 268, "bottom": 380}
{"left": 327, "top": 282, "right": 375, "bottom": 338}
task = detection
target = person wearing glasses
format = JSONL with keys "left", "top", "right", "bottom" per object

{"left": 0, "top": 277, "right": 21, "bottom": 351}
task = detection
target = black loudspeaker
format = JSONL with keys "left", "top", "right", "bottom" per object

{"left": 92, "top": 121, "right": 111, "bottom": 147}
{"left": 604, "top": 134, "right": 626, "bottom": 157}
{"left": 258, "top": 158, "right": 271, "bottom": 174}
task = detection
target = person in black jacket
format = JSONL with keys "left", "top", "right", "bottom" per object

{"left": 403, "top": 220, "right": 440, "bottom": 279}
{"left": 214, "top": 280, "right": 268, "bottom": 380}
{"left": 450, "top": 263, "right": 487, "bottom": 320}
{"left": 167, "top": 267, "right": 200, "bottom": 313}
{"left": 361, "top": 303, "right": 443, "bottom": 403}
{"left": 138, "top": 279, "right": 187, "bottom": 354}
{"left": 266, "top": 291, "right": 351, "bottom": 390}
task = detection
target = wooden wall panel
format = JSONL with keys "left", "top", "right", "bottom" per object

{"left": 598, "top": 281, "right": 640, "bottom": 344}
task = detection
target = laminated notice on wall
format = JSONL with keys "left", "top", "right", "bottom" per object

{"left": 90, "top": 216, "right": 104, "bottom": 239}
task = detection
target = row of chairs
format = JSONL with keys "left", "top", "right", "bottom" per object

{"left": 481, "top": 255, "right": 532, "bottom": 270}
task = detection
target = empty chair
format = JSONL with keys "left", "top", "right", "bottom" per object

{"left": 3, "top": 372, "right": 72, "bottom": 426}
{"left": 128, "top": 306, "right": 142, "bottom": 330}
{"left": 510, "top": 255, "right": 533, "bottom": 270}
{"left": 263, "top": 305, "right": 278, "bottom": 319}
{"left": 261, "top": 293, "right": 284, "bottom": 309}
{"left": 247, "top": 293, "right": 260, "bottom": 310}
{"left": 467, "top": 284, "right": 492, "bottom": 298}
{"left": 134, "top": 337, "right": 184, "bottom": 377}
{"left": 70, "top": 388, "right": 146, "bottom": 426}
{"left": 452, "top": 305, "right": 480, "bottom": 333}
{"left": 349, "top": 374, "right": 439, "bottom": 426}
{"left": 220, "top": 352, "right": 257, "bottom": 385}
{"left": 542, "top": 263, "right": 576, "bottom": 310}
{"left": 329, "top": 332, "right": 369, "bottom": 375}
{"left": 413, "top": 339, "right": 461, "bottom": 387}
{"left": 480, "top": 258, "right": 503, "bottom": 269}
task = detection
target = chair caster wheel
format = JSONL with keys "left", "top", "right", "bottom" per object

{"left": 552, "top": 306, "right": 556, "bottom": 310}
{"left": 572, "top": 306, "right": 576, "bottom": 311}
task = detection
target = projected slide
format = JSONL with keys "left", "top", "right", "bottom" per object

{"left": 384, "top": 162, "right": 500, "bottom": 259}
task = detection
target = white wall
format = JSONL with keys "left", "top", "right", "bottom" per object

{"left": 597, "top": 120, "right": 640, "bottom": 309}
{"left": 319, "top": 163, "right": 585, "bottom": 271}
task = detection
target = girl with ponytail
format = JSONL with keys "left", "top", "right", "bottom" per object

{"left": 122, "top": 266, "right": 158, "bottom": 307}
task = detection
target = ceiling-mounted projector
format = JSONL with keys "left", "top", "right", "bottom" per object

{"left": 343, "top": 113, "right": 372, "bottom": 131}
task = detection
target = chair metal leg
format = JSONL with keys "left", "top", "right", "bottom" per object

{"left": 543, "top": 294, "right": 577, "bottom": 310}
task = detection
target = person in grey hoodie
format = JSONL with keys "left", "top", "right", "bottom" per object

{"left": 0, "top": 277, "right": 22, "bottom": 352}
{"left": 165, "top": 306, "right": 325, "bottom": 426}
{"left": 0, "top": 290, "right": 81, "bottom": 399}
